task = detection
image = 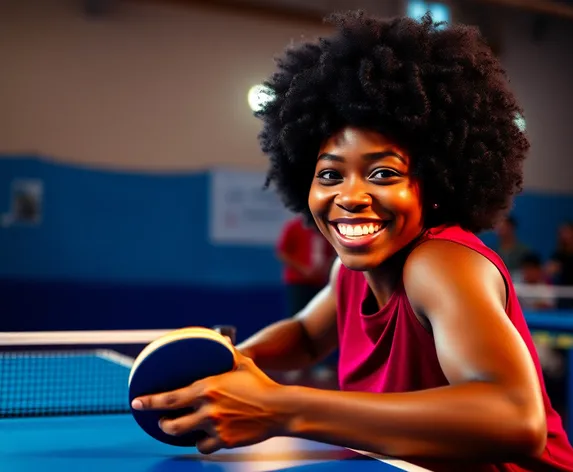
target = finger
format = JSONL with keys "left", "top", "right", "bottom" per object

{"left": 159, "top": 408, "right": 211, "bottom": 437}
{"left": 132, "top": 380, "right": 208, "bottom": 411}
{"left": 196, "top": 435, "right": 223, "bottom": 455}
{"left": 212, "top": 325, "right": 236, "bottom": 344}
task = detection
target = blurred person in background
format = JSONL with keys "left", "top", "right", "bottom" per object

{"left": 495, "top": 215, "right": 530, "bottom": 277}
{"left": 547, "top": 222, "right": 573, "bottom": 308}
{"left": 517, "top": 253, "right": 556, "bottom": 311}
{"left": 516, "top": 254, "right": 563, "bottom": 411}
{"left": 277, "top": 215, "right": 335, "bottom": 317}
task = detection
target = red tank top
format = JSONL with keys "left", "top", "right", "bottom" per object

{"left": 336, "top": 225, "right": 573, "bottom": 471}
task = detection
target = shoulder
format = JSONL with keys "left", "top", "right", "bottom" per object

{"left": 403, "top": 239, "right": 506, "bottom": 314}
{"left": 404, "top": 238, "right": 504, "bottom": 285}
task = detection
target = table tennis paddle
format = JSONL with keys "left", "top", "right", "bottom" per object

{"left": 128, "top": 326, "right": 236, "bottom": 446}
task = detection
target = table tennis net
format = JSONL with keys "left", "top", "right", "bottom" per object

{"left": 0, "top": 329, "right": 171, "bottom": 418}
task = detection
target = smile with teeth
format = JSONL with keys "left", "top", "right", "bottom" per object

{"left": 336, "top": 222, "right": 386, "bottom": 238}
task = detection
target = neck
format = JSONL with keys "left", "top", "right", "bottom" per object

{"left": 363, "top": 247, "right": 410, "bottom": 309}
{"left": 363, "top": 271, "right": 399, "bottom": 309}
{"left": 363, "top": 230, "right": 426, "bottom": 309}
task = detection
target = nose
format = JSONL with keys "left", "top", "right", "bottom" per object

{"left": 334, "top": 179, "right": 372, "bottom": 213}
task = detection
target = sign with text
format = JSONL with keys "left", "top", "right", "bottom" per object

{"left": 209, "top": 168, "right": 294, "bottom": 245}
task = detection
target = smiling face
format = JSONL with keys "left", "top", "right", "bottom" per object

{"left": 308, "top": 127, "right": 425, "bottom": 272}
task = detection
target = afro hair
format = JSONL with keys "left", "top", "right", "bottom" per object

{"left": 256, "top": 10, "right": 529, "bottom": 233}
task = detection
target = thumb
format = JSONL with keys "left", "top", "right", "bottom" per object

{"left": 232, "top": 347, "right": 256, "bottom": 370}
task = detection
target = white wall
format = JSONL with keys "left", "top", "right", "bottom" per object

{"left": 499, "top": 10, "right": 573, "bottom": 193}
{"left": 1, "top": 0, "right": 572, "bottom": 193}
{"left": 0, "top": 0, "right": 330, "bottom": 171}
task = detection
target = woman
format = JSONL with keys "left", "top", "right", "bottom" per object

{"left": 132, "top": 11, "right": 573, "bottom": 470}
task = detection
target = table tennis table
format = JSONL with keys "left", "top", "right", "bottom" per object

{"left": 0, "top": 414, "right": 430, "bottom": 472}
{"left": 0, "top": 332, "right": 429, "bottom": 472}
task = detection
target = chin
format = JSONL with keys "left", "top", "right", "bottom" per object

{"left": 337, "top": 253, "right": 385, "bottom": 272}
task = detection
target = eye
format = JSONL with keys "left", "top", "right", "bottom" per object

{"left": 316, "top": 169, "right": 342, "bottom": 183}
{"left": 369, "top": 168, "right": 400, "bottom": 181}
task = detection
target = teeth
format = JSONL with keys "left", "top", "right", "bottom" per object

{"left": 337, "top": 223, "right": 384, "bottom": 238}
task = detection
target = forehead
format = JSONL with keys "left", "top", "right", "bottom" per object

{"left": 319, "top": 127, "right": 409, "bottom": 160}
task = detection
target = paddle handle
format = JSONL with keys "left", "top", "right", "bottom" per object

{"left": 212, "top": 325, "right": 237, "bottom": 344}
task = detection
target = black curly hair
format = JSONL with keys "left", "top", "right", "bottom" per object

{"left": 256, "top": 10, "right": 529, "bottom": 233}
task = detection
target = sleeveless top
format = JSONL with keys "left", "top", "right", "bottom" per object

{"left": 336, "top": 225, "right": 573, "bottom": 471}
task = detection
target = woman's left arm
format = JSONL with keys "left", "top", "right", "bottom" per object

{"left": 272, "top": 240, "right": 547, "bottom": 461}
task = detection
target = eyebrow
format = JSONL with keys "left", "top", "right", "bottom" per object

{"left": 317, "top": 151, "right": 407, "bottom": 164}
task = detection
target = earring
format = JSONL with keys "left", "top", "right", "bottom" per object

{"left": 432, "top": 203, "right": 439, "bottom": 209}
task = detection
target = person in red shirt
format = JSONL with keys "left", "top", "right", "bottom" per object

{"left": 131, "top": 11, "right": 573, "bottom": 470}
{"left": 277, "top": 216, "right": 335, "bottom": 317}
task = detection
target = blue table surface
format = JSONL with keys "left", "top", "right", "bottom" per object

{"left": 0, "top": 414, "right": 427, "bottom": 472}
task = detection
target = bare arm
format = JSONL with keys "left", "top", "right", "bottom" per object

{"left": 272, "top": 241, "right": 546, "bottom": 461}
{"left": 236, "top": 258, "right": 341, "bottom": 371}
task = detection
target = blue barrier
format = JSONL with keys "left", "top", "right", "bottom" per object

{"left": 526, "top": 312, "right": 573, "bottom": 331}
{"left": 1, "top": 156, "right": 572, "bottom": 285}
{"left": 0, "top": 279, "right": 287, "bottom": 340}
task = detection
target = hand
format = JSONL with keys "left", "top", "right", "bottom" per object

{"left": 131, "top": 350, "right": 289, "bottom": 454}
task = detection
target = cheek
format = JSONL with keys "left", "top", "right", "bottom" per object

{"left": 308, "top": 183, "right": 334, "bottom": 239}
{"left": 308, "top": 182, "right": 329, "bottom": 215}
{"left": 390, "top": 185, "right": 423, "bottom": 218}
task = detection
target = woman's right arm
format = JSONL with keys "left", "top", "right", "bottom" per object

{"left": 236, "top": 258, "right": 341, "bottom": 371}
